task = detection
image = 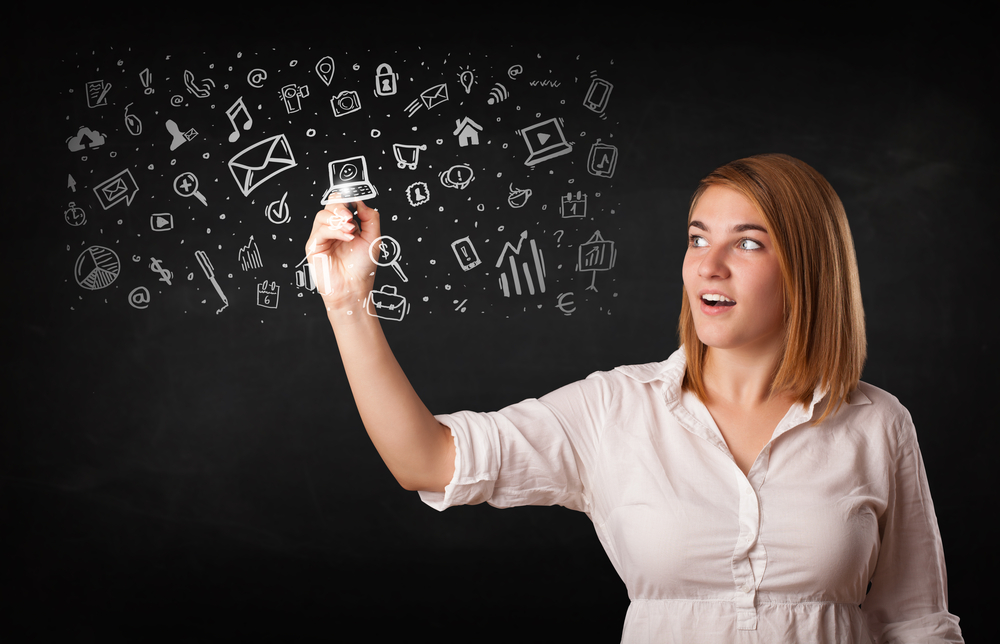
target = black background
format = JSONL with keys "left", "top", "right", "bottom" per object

{"left": 5, "top": 5, "right": 994, "bottom": 642}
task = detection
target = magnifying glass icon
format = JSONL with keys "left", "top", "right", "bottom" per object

{"left": 173, "top": 171, "right": 208, "bottom": 206}
{"left": 369, "top": 235, "right": 408, "bottom": 282}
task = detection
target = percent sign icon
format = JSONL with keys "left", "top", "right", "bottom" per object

{"left": 368, "top": 235, "right": 408, "bottom": 282}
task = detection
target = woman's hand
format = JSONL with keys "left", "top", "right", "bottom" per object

{"left": 304, "top": 197, "right": 380, "bottom": 313}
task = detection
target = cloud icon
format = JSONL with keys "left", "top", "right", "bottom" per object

{"left": 67, "top": 126, "right": 106, "bottom": 151}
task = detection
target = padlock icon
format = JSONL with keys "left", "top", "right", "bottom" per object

{"left": 374, "top": 63, "right": 397, "bottom": 97}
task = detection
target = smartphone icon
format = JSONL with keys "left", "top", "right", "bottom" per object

{"left": 583, "top": 78, "right": 613, "bottom": 115}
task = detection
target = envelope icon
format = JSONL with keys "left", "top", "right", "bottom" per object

{"left": 228, "top": 134, "right": 297, "bottom": 197}
{"left": 103, "top": 178, "right": 127, "bottom": 202}
{"left": 419, "top": 83, "right": 449, "bottom": 110}
{"left": 92, "top": 168, "right": 139, "bottom": 210}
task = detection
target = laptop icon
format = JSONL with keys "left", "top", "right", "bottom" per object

{"left": 320, "top": 155, "right": 378, "bottom": 204}
{"left": 521, "top": 117, "right": 573, "bottom": 166}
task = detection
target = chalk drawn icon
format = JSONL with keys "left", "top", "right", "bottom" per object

{"left": 93, "top": 169, "right": 139, "bottom": 210}
{"left": 173, "top": 171, "right": 208, "bottom": 206}
{"left": 577, "top": 231, "right": 617, "bottom": 292}
{"left": 487, "top": 83, "right": 508, "bottom": 105}
{"left": 583, "top": 76, "right": 613, "bottom": 115}
{"left": 374, "top": 63, "right": 397, "bottom": 96}
{"left": 451, "top": 236, "right": 481, "bottom": 271}
{"left": 128, "top": 286, "right": 151, "bottom": 309}
{"left": 64, "top": 202, "right": 86, "bottom": 226}
{"left": 85, "top": 80, "right": 111, "bottom": 108}
{"left": 439, "top": 164, "right": 475, "bottom": 190}
{"left": 166, "top": 119, "right": 198, "bottom": 151}
{"left": 392, "top": 143, "right": 426, "bottom": 170}
{"left": 560, "top": 191, "right": 587, "bottom": 218}
{"left": 256, "top": 281, "right": 280, "bottom": 309}
{"left": 225, "top": 97, "right": 253, "bottom": 142}
{"left": 294, "top": 256, "right": 316, "bottom": 291}
{"left": 150, "top": 213, "right": 174, "bottom": 231}
{"left": 405, "top": 181, "right": 430, "bottom": 207}
{"left": 67, "top": 126, "right": 106, "bottom": 151}
{"left": 556, "top": 292, "right": 576, "bottom": 316}
{"left": 149, "top": 257, "right": 173, "bottom": 285}
{"left": 308, "top": 253, "right": 334, "bottom": 295}
{"left": 280, "top": 83, "right": 309, "bottom": 113}
{"left": 195, "top": 250, "right": 228, "bottom": 314}
{"left": 587, "top": 139, "right": 618, "bottom": 178}
{"left": 458, "top": 69, "right": 475, "bottom": 94}
{"left": 266, "top": 191, "right": 290, "bottom": 224}
{"left": 365, "top": 285, "right": 409, "bottom": 322}
{"left": 369, "top": 235, "right": 408, "bottom": 282}
{"left": 238, "top": 235, "right": 263, "bottom": 271}
{"left": 496, "top": 230, "right": 546, "bottom": 297}
{"left": 68, "top": 174, "right": 77, "bottom": 192}
{"left": 124, "top": 103, "right": 142, "bottom": 136}
{"left": 183, "top": 70, "right": 215, "bottom": 98}
{"left": 520, "top": 117, "right": 572, "bottom": 166}
{"left": 507, "top": 65, "right": 523, "bottom": 80}
{"left": 315, "top": 56, "right": 335, "bottom": 86}
{"left": 405, "top": 82, "right": 448, "bottom": 117}
{"left": 75, "top": 245, "right": 120, "bottom": 290}
{"left": 330, "top": 90, "right": 361, "bottom": 117}
{"left": 139, "top": 68, "right": 153, "bottom": 94}
{"left": 228, "top": 134, "right": 297, "bottom": 197}
{"left": 507, "top": 184, "right": 532, "bottom": 208}
{"left": 320, "top": 155, "right": 377, "bottom": 204}
{"left": 453, "top": 117, "right": 483, "bottom": 147}
{"left": 247, "top": 68, "right": 268, "bottom": 88}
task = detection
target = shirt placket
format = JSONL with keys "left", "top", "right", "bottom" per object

{"left": 730, "top": 446, "right": 770, "bottom": 631}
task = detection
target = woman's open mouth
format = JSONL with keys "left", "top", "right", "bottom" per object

{"left": 701, "top": 294, "right": 736, "bottom": 308}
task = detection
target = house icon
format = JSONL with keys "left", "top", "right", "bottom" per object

{"left": 453, "top": 117, "right": 483, "bottom": 147}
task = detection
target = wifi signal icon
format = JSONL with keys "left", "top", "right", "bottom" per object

{"left": 487, "top": 83, "right": 509, "bottom": 105}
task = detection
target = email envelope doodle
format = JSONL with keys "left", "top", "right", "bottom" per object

{"left": 227, "top": 134, "right": 297, "bottom": 197}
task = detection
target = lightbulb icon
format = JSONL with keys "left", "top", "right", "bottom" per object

{"left": 459, "top": 69, "right": 475, "bottom": 94}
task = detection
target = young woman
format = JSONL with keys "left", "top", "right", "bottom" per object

{"left": 305, "top": 153, "right": 963, "bottom": 643}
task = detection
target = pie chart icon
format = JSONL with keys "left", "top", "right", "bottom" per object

{"left": 75, "top": 245, "right": 121, "bottom": 290}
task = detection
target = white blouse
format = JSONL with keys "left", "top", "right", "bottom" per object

{"left": 419, "top": 348, "right": 963, "bottom": 643}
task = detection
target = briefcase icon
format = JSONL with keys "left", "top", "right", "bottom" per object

{"left": 365, "top": 285, "right": 408, "bottom": 322}
{"left": 227, "top": 134, "right": 297, "bottom": 197}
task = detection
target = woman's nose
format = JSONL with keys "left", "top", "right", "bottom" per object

{"left": 698, "top": 246, "right": 729, "bottom": 279}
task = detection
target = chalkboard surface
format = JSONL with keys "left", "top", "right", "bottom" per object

{"left": 5, "top": 8, "right": 994, "bottom": 641}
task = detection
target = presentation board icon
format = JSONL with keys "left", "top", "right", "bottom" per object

{"left": 578, "top": 230, "right": 617, "bottom": 291}
{"left": 321, "top": 155, "right": 377, "bottom": 204}
{"left": 75, "top": 245, "right": 120, "bottom": 290}
{"left": 228, "top": 134, "right": 297, "bottom": 197}
{"left": 93, "top": 169, "right": 139, "bottom": 210}
{"left": 520, "top": 117, "right": 572, "bottom": 166}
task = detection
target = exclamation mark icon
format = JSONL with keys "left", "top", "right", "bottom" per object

{"left": 450, "top": 236, "right": 481, "bottom": 271}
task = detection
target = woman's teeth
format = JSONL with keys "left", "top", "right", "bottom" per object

{"left": 702, "top": 294, "right": 736, "bottom": 307}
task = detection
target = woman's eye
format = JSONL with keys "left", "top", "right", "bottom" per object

{"left": 738, "top": 238, "right": 762, "bottom": 251}
{"left": 688, "top": 235, "right": 707, "bottom": 248}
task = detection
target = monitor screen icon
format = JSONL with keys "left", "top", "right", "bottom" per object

{"left": 321, "top": 155, "right": 378, "bottom": 205}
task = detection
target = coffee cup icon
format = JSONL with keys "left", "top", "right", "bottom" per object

{"left": 507, "top": 184, "right": 532, "bottom": 208}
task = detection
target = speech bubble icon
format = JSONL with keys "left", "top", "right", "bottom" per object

{"left": 92, "top": 169, "right": 139, "bottom": 210}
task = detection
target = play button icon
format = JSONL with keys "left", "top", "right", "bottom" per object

{"left": 150, "top": 213, "right": 174, "bottom": 231}
{"left": 537, "top": 132, "right": 551, "bottom": 145}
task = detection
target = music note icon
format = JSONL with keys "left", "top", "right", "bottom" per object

{"left": 226, "top": 97, "right": 253, "bottom": 143}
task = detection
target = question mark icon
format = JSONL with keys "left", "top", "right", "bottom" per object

{"left": 554, "top": 230, "right": 565, "bottom": 245}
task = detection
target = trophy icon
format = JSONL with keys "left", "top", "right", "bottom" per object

{"left": 392, "top": 143, "right": 427, "bottom": 170}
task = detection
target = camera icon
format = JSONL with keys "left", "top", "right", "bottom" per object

{"left": 331, "top": 90, "right": 361, "bottom": 117}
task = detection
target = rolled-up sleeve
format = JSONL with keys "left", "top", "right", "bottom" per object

{"left": 418, "top": 373, "right": 610, "bottom": 514}
{"left": 861, "top": 408, "right": 964, "bottom": 642}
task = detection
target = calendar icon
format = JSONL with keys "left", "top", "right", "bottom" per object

{"left": 257, "top": 281, "right": 280, "bottom": 309}
{"left": 560, "top": 191, "right": 587, "bottom": 218}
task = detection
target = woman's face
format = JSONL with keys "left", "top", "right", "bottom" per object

{"left": 682, "top": 185, "right": 785, "bottom": 358}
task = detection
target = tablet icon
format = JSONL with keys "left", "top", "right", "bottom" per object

{"left": 587, "top": 139, "right": 618, "bottom": 178}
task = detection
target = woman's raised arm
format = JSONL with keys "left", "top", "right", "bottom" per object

{"left": 305, "top": 198, "right": 455, "bottom": 492}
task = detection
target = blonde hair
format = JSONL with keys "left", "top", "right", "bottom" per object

{"left": 678, "top": 153, "right": 866, "bottom": 424}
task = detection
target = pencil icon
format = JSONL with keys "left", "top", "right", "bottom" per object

{"left": 195, "top": 250, "right": 229, "bottom": 314}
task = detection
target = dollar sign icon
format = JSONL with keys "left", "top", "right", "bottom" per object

{"left": 149, "top": 257, "right": 173, "bottom": 285}
{"left": 380, "top": 242, "right": 390, "bottom": 260}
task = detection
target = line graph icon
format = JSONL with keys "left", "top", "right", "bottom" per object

{"left": 496, "top": 230, "right": 546, "bottom": 297}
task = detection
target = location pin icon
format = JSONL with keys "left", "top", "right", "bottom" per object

{"left": 316, "top": 56, "right": 335, "bottom": 86}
